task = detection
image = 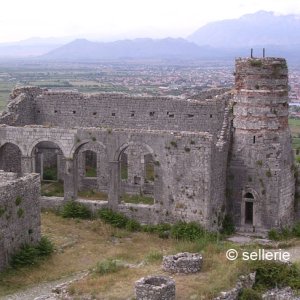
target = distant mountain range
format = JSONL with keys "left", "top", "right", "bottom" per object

{"left": 0, "top": 11, "right": 300, "bottom": 61}
{"left": 188, "top": 11, "right": 300, "bottom": 48}
{"left": 41, "top": 38, "right": 221, "bottom": 60}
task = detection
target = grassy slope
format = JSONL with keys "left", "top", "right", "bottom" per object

{"left": 0, "top": 212, "right": 249, "bottom": 299}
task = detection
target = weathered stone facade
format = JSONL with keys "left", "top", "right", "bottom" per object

{"left": 228, "top": 57, "right": 295, "bottom": 233}
{"left": 0, "top": 57, "right": 296, "bottom": 232}
{"left": 0, "top": 171, "right": 41, "bottom": 271}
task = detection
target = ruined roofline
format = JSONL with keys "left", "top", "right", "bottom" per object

{"left": 0, "top": 124, "right": 214, "bottom": 139}
{"left": 10, "top": 86, "right": 230, "bottom": 104}
{"left": 235, "top": 57, "right": 287, "bottom": 61}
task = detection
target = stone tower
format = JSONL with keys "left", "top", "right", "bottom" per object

{"left": 228, "top": 57, "right": 295, "bottom": 233}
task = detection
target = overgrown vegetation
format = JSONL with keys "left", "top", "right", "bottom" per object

{"left": 43, "top": 166, "right": 57, "bottom": 181}
{"left": 60, "top": 201, "right": 92, "bottom": 219}
{"left": 252, "top": 260, "right": 300, "bottom": 291}
{"left": 97, "top": 209, "right": 219, "bottom": 242}
{"left": 10, "top": 236, "right": 54, "bottom": 268}
{"left": 268, "top": 222, "right": 300, "bottom": 240}
{"left": 221, "top": 214, "right": 235, "bottom": 235}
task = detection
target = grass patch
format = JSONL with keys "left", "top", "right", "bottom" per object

{"left": 93, "top": 259, "right": 123, "bottom": 276}
{"left": 121, "top": 193, "right": 154, "bottom": 205}
{"left": 145, "top": 251, "right": 163, "bottom": 263}
{"left": 41, "top": 181, "right": 64, "bottom": 197}
{"left": 1, "top": 211, "right": 293, "bottom": 299}
{"left": 78, "top": 189, "right": 108, "bottom": 200}
{"left": 85, "top": 166, "right": 97, "bottom": 177}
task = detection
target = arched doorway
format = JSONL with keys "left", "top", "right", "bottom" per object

{"left": 118, "top": 143, "right": 157, "bottom": 205}
{"left": 0, "top": 143, "right": 22, "bottom": 174}
{"left": 32, "top": 141, "right": 64, "bottom": 197}
{"left": 74, "top": 142, "right": 108, "bottom": 200}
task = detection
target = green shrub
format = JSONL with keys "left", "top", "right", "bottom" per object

{"left": 239, "top": 288, "right": 262, "bottom": 300}
{"left": 253, "top": 261, "right": 300, "bottom": 290}
{"left": 11, "top": 244, "right": 39, "bottom": 267}
{"left": 43, "top": 167, "right": 57, "bottom": 181}
{"left": 36, "top": 236, "right": 54, "bottom": 256}
{"left": 10, "top": 236, "right": 54, "bottom": 268}
{"left": 170, "top": 221, "right": 205, "bottom": 241}
{"left": 125, "top": 219, "right": 141, "bottom": 232}
{"left": 268, "top": 229, "right": 281, "bottom": 240}
{"left": 60, "top": 201, "right": 92, "bottom": 219}
{"left": 98, "top": 208, "right": 129, "bottom": 228}
{"left": 93, "top": 259, "right": 121, "bottom": 275}
{"left": 221, "top": 214, "right": 235, "bottom": 235}
{"left": 142, "top": 223, "right": 172, "bottom": 238}
{"left": 15, "top": 196, "right": 22, "bottom": 206}
{"left": 292, "top": 222, "right": 300, "bottom": 237}
{"left": 268, "top": 227, "right": 293, "bottom": 240}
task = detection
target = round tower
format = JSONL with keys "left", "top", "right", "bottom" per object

{"left": 228, "top": 57, "right": 295, "bottom": 232}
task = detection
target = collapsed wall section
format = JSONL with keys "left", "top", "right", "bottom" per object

{"left": 0, "top": 87, "right": 44, "bottom": 126}
{"left": 0, "top": 172, "right": 41, "bottom": 271}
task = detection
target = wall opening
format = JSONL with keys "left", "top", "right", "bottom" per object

{"left": 253, "top": 136, "right": 256, "bottom": 144}
{"left": 0, "top": 143, "right": 22, "bottom": 174}
{"left": 245, "top": 201, "right": 253, "bottom": 225}
{"left": 84, "top": 150, "right": 97, "bottom": 178}
{"left": 118, "top": 144, "right": 156, "bottom": 205}
{"left": 33, "top": 141, "right": 64, "bottom": 197}
{"left": 74, "top": 142, "right": 108, "bottom": 201}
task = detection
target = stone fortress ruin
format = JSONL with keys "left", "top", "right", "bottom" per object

{"left": 0, "top": 57, "right": 297, "bottom": 268}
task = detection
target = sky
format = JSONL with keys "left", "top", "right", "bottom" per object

{"left": 0, "top": 0, "right": 300, "bottom": 43}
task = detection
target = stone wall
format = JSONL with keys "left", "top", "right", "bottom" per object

{"left": 0, "top": 87, "right": 44, "bottom": 126}
{"left": 0, "top": 172, "right": 41, "bottom": 271}
{"left": 0, "top": 87, "right": 228, "bottom": 134}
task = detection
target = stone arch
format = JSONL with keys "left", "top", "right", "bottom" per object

{"left": 0, "top": 142, "right": 22, "bottom": 174}
{"left": 69, "top": 140, "right": 106, "bottom": 159}
{"left": 31, "top": 140, "right": 65, "bottom": 183}
{"left": 28, "top": 138, "right": 67, "bottom": 158}
{"left": 73, "top": 141, "right": 109, "bottom": 199}
{"left": 115, "top": 142, "right": 154, "bottom": 161}
{"left": 115, "top": 142, "right": 159, "bottom": 205}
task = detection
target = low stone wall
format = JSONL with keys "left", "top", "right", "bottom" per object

{"left": 0, "top": 172, "right": 41, "bottom": 271}
{"left": 162, "top": 252, "right": 203, "bottom": 274}
{"left": 135, "top": 275, "right": 175, "bottom": 300}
